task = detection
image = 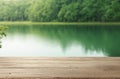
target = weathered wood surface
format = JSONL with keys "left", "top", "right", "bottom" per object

{"left": 0, "top": 57, "right": 119, "bottom": 79}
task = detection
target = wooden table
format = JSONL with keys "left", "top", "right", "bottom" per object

{"left": 0, "top": 57, "right": 120, "bottom": 79}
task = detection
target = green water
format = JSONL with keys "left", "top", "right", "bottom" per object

{"left": 0, "top": 24, "right": 120, "bottom": 57}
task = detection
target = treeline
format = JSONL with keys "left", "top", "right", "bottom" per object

{"left": 0, "top": 0, "right": 120, "bottom": 22}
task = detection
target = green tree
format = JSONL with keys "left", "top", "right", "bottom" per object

{"left": 0, "top": 0, "right": 119, "bottom": 22}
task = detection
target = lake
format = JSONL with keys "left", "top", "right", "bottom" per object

{"left": 0, "top": 24, "right": 120, "bottom": 57}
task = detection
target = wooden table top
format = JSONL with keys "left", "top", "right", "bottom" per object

{"left": 0, "top": 57, "right": 119, "bottom": 79}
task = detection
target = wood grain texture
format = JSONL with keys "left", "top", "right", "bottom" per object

{"left": 0, "top": 57, "right": 119, "bottom": 79}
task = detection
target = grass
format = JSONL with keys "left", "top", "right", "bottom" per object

{"left": 0, "top": 21, "right": 120, "bottom": 26}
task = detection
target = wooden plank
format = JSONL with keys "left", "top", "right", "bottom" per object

{"left": 0, "top": 57, "right": 119, "bottom": 79}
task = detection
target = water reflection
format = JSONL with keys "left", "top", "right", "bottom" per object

{"left": 0, "top": 24, "right": 120, "bottom": 57}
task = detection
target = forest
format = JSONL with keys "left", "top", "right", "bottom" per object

{"left": 0, "top": 0, "right": 120, "bottom": 22}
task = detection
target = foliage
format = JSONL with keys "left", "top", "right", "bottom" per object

{"left": 0, "top": 0, "right": 120, "bottom": 22}
{"left": 0, "top": 26, "right": 7, "bottom": 48}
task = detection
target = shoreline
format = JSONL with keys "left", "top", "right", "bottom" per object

{"left": 0, "top": 21, "right": 120, "bottom": 26}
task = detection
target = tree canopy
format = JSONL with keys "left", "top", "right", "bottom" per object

{"left": 0, "top": 0, "right": 120, "bottom": 22}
